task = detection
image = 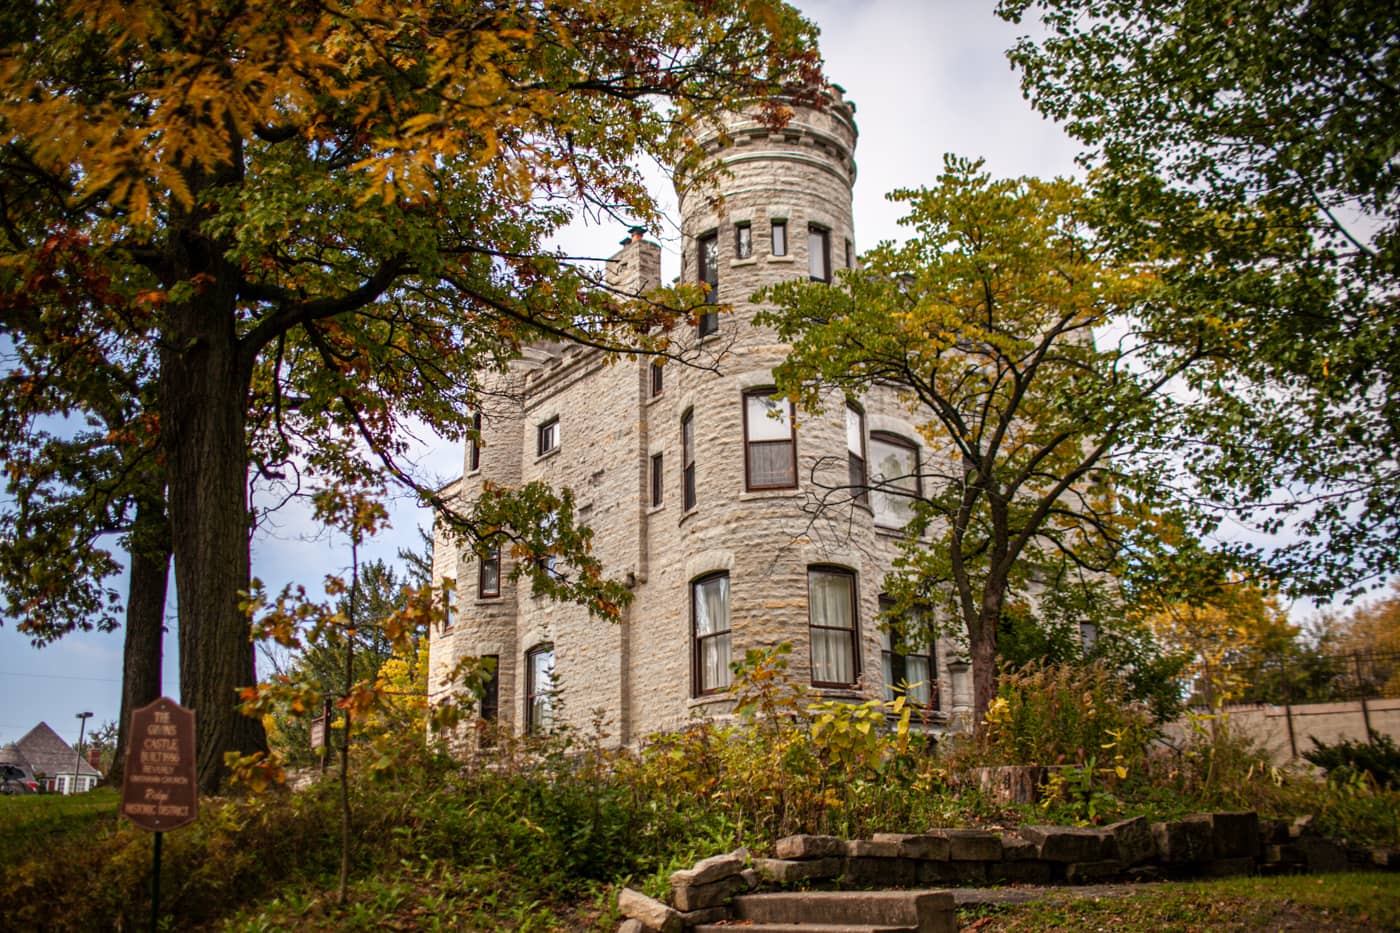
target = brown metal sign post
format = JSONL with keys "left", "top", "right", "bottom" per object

{"left": 121, "top": 697, "right": 198, "bottom": 932}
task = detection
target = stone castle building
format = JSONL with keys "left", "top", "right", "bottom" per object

{"left": 428, "top": 89, "right": 971, "bottom": 744}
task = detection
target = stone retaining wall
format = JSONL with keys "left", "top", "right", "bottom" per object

{"left": 616, "top": 811, "right": 1399, "bottom": 932}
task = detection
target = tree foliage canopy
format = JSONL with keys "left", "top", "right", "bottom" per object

{"left": 0, "top": 0, "right": 821, "bottom": 790}
{"left": 758, "top": 157, "right": 1227, "bottom": 717}
{"left": 998, "top": 0, "right": 1400, "bottom": 591}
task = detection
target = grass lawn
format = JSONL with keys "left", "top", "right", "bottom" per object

{"left": 962, "top": 872, "right": 1400, "bottom": 932}
{"left": 0, "top": 787, "right": 120, "bottom": 849}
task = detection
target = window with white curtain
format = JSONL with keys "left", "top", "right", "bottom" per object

{"left": 808, "top": 566, "right": 858, "bottom": 686}
{"left": 880, "top": 597, "right": 935, "bottom": 708}
{"left": 692, "top": 572, "right": 731, "bottom": 695}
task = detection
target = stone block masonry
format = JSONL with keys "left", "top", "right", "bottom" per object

{"left": 616, "top": 811, "right": 1399, "bottom": 932}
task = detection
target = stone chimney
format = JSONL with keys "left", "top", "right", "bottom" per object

{"left": 605, "top": 225, "right": 662, "bottom": 295}
{"left": 86, "top": 748, "right": 102, "bottom": 772}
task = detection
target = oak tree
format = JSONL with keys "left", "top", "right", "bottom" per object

{"left": 0, "top": 0, "right": 820, "bottom": 791}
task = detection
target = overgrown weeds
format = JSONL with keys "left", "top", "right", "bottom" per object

{"left": 3, "top": 651, "right": 1397, "bottom": 930}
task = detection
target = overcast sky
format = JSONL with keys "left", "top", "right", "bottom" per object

{"left": 0, "top": 1, "right": 1088, "bottom": 747}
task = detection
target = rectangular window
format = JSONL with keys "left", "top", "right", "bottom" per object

{"left": 650, "top": 360, "right": 664, "bottom": 397}
{"left": 844, "top": 237, "right": 853, "bottom": 269}
{"left": 480, "top": 655, "right": 500, "bottom": 722}
{"left": 651, "top": 452, "right": 664, "bottom": 507}
{"left": 698, "top": 231, "right": 719, "bottom": 337}
{"left": 880, "top": 597, "right": 935, "bottom": 708}
{"left": 735, "top": 222, "right": 752, "bottom": 260}
{"left": 693, "top": 573, "right": 731, "bottom": 695}
{"left": 743, "top": 390, "right": 797, "bottom": 490}
{"left": 771, "top": 220, "right": 787, "bottom": 257}
{"left": 682, "top": 410, "right": 696, "bottom": 510}
{"left": 526, "top": 643, "right": 555, "bottom": 734}
{"left": 870, "top": 433, "right": 920, "bottom": 528}
{"left": 808, "top": 226, "right": 831, "bottom": 282}
{"left": 539, "top": 512, "right": 558, "bottom": 577}
{"left": 441, "top": 579, "right": 456, "bottom": 631}
{"left": 468, "top": 412, "right": 482, "bottom": 472}
{"left": 846, "top": 404, "right": 867, "bottom": 505}
{"left": 809, "top": 567, "right": 858, "bottom": 686}
{"left": 537, "top": 417, "right": 559, "bottom": 456}
{"left": 479, "top": 547, "right": 501, "bottom": 598}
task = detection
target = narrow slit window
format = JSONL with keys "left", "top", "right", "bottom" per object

{"left": 771, "top": 220, "right": 788, "bottom": 257}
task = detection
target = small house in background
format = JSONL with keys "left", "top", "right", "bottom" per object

{"left": 12, "top": 722, "right": 102, "bottom": 794}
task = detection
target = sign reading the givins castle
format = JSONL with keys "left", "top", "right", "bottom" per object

{"left": 121, "top": 697, "right": 198, "bottom": 832}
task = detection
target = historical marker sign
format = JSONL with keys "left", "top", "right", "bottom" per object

{"left": 309, "top": 714, "right": 326, "bottom": 750}
{"left": 121, "top": 697, "right": 198, "bottom": 832}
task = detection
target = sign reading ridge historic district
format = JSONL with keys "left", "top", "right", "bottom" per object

{"left": 121, "top": 696, "right": 198, "bottom": 831}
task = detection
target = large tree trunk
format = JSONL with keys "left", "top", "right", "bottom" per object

{"left": 109, "top": 493, "right": 170, "bottom": 787}
{"left": 160, "top": 211, "right": 267, "bottom": 793}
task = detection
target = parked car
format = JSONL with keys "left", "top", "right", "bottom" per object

{"left": 1, "top": 762, "right": 38, "bottom": 794}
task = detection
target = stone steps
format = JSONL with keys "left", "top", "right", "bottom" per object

{"left": 698, "top": 890, "right": 956, "bottom": 933}
{"left": 691, "top": 918, "right": 918, "bottom": 924}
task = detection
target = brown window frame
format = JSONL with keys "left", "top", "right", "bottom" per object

{"left": 537, "top": 417, "right": 559, "bottom": 457}
{"left": 742, "top": 389, "right": 797, "bottom": 491}
{"left": 846, "top": 403, "right": 867, "bottom": 505}
{"left": 734, "top": 222, "right": 752, "bottom": 260}
{"left": 807, "top": 565, "right": 860, "bottom": 688}
{"left": 650, "top": 451, "right": 665, "bottom": 508}
{"left": 869, "top": 432, "right": 921, "bottom": 529}
{"left": 879, "top": 597, "right": 937, "bottom": 710}
{"left": 468, "top": 412, "right": 482, "bottom": 472}
{"left": 692, "top": 571, "right": 732, "bottom": 696}
{"left": 650, "top": 360, "right": 664, "bottom": 397}
{"left": 698, "top": 231, "right": 719, "bottom": 337}
{"left": 478, "top": 547, "right": 501, "bottom": 598}
{"left": 525, "top": 643, "right": 555, "bottom": 734}
{"left": 682, "top": 409, "right": 696, "bottom": 511}
{"left": 771, "top": 219, "right": 788, "bottom": 257}
{"left": 808, "top": 225, "right": 831, "bottom": 282}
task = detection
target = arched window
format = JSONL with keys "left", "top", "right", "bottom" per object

{"left": 692, "top": 572, "right": 731, "bottom": 695}
{"left": 869, "top": 433, "right": 920, "bottom": 528}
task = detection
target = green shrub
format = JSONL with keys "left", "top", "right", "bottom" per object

{"left": 976, "top": 660, "right": 1156, "bottom": 770}
{"left": 1303, "top": 730, "right": 1400, "bottom": 789}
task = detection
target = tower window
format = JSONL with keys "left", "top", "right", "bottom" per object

{"left": 651, "top": 452, "right": 664, "bottom": 507}
{"left": 682, "top": 410, "right": 696, "bottom": 511}
{"left": 869, "top": 433, "right": 920, "bottom": 528}
{"left": 771, "top": 220, "right": 788, "bottom": 257}
{"left": 809, "top": 566, "right": 859, "bottom": 687}
{"left": 479, "top": 547, "right": 501, "bottom": 598}
{"left": 743, "top": 390, "right": 797, "bottom": 490}
{"left": 808, "top": 226, "right": 831, "bottom": 282}
{"left": 650, "top": 360, "right": 664, "bottom": 397}
{"left": 846, "top": 404, "right": 867, "bottom": 505}
{"left": 468, "top": 412, "right": 482, "bottom": 472}
{"left": 525, "top": 643, "right": 555, "bottom": 734}
{"left": 693, "top": 572, "right": 731, "bottom": 695}
{"left": 735, "top": 222, "right": 752, "bottom": 260}
{"left": 698, "top": 231, "right": 718, "bottom": 337}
